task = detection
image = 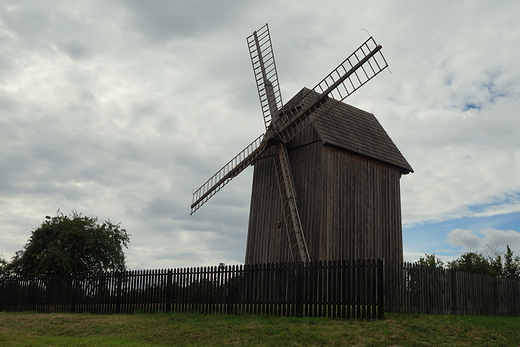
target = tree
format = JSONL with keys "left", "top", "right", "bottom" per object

{"left": 446, "top": 251, "right": 499, "bottom": 277}
{"left": 417, "top": 245, "right": 520, "bottom": 280}
{"left": 503, "top": 245, "right": 520, "bottom": 280}
{"left": 0, "top": 253, "right": 9, "bottom": 277}
{"left": 7, "top": 210, "right": 130, "bottom": 276}
{"left": 446, "top": 245, "right": 520, "bottom": 280}
{"left": 416, "top": 253, "right": 444, "bottom": 268}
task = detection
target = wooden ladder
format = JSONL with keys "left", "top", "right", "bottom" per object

{"left": 273, "top": 144, "right": 311, "bottom": 262}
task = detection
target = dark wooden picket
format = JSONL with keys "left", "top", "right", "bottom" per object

{"left": 1, "top": 260, "right": 519, "bottom": 318}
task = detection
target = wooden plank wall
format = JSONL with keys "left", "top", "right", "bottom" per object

{"left": 245, "top": 125, "right": 404, "bottom": 264}
{"left": 245, "top": 146, "right": 288, "bottom": 264}
{"left": 321, "top": 146, "right": 403, "bottom": 262}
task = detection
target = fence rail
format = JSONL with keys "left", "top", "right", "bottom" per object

{"left": 1, "top": 260, "right": 519, "bottom": 318}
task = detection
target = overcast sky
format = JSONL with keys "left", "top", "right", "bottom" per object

{"left": 1, "top": 0, "right": 520, "bottom": 269}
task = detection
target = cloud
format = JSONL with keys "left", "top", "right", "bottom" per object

{"left": 1, "top": 0, "right": 520, "bottom": 269}
{"left": 473, "top": 202, "right": 520, "bottom": 218}
{"left": 446, "top": 228, "right": 520, "bottom": 252}
{"left": 122, "top": 0, "right": 255, "bottom": 41}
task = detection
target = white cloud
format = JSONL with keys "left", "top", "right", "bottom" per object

{"left": 446, "top": 228, "right": 483, "bottom": 250}
{"left": 447, "top": 228, "right": 520, "bottom": 252}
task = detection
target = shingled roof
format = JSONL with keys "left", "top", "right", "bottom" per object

{"left": 284, "top": 88, "right": 413, "bottom": 174}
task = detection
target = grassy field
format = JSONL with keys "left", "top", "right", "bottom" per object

{"left": 0, "top": 311, "right": 519, "bottom": 346}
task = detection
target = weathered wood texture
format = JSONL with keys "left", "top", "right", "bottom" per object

{"left": 0, "top": 261, "right": 383, "bottom": 319}
{"left": 384, "top": 260, "right": 520, "bottom": 316}
{"left": 2, "top": 261, "right": 519, "bottom": 318}
{"left": 245, "top": 124, "right": 404, "bottom": 264}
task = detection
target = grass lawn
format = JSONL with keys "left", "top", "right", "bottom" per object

{"left": 0, "top": 311, "right": 519, "bottom": 346}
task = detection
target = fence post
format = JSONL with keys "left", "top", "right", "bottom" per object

{"left": 377, "top": 259, "right": 384, "bottom": 319}
{"left": 296, "top": 262, "right": 304, "bottom": 317}
{"left": 450, "top": 270, "right": 457, "bottom": 315}
{"left": 116, "top": 272, "right": 122, "bottom": 314}
{"left": 70, "top": 274, "right": 76, "bottom": 313}
{"left": 166, "top": 269, "right": 173, "bottom": 313}
{"left": 226, "top": 265, "right": 234, "bottom": 315}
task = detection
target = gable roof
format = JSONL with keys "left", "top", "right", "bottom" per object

{"left": 284, "top": 88, "right": 413, "bottom": 174}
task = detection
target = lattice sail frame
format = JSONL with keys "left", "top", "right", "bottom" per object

{"left": 275, "top": 37, "right": 388, "bottom": 143}
{"left": 246, "top": 24, "right": 283, "bottom": 130}
{"left": 190, "top": 135, "right": 265, "bottom": 214}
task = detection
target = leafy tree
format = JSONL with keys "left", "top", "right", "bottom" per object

{"left": 416, "top": 253, "right": 444, "bottom": 268}
{"left": 0, "top": 253, "right": 9, "bottom": 277}
{"left": 446, "top": 245, "right": 520, "bottom": 280}
{"left": 417, "top": 245, "right": 520, "bottom": 280}
{"left": 6, "top": 210, "right": 130, "bottom": 276}
{"left": 446, "top": 251, "right": 499, "bottom": 277}
{"left": 503, "top": 245, "right": 520, "bottom": 280}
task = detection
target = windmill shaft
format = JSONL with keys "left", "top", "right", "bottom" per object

{"left": 265, "top": 81, "right": 279, "bottom": 124}
{"left": 253, "top": 30, "right": 270, "bottom": 97}
{"left": 273, "top": 144, "right": 311, "bottom": 262}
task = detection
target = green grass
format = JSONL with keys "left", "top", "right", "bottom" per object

{"left": 0, "top": 311, "right": 519, "bottom": 346}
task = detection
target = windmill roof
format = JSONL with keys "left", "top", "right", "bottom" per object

{"left": 284, "top": 88, "right": 413, "bottom": 174}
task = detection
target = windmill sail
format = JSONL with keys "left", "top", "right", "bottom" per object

{"left": 247, "top": 24, "right": 310, "bottom": 262}
{"left": 247, "top": 24, "right": 283, "bottom": 130}
{"left": 190, "top": 135, "right": 267, "bottom": 214}
{"left": 191, "top": 29, "right": 389, "bottom": 232}
{"left": 276, "top": 37, "right": 388, "bottom": 143}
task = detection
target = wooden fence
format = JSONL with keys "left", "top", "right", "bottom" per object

{"left": 1, "top": 260, "right": 519, "bottom": 318}
{"left": 384, "top": 261, "right": 520, "bottom": 316}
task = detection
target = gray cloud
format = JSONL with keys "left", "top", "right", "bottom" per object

{"left": 1, "top": 0, "right": 520, "bottom": 269}
{"left": 121, "top": 0, "right": 254, "bottom": 40}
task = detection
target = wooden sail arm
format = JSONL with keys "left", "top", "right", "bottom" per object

{"left": 276, "top": 38, "right": 387, "bottom": 143}
{"left": 190, "top": 135, "right": 268, "bottom": 214}
{"left": 247, "top": 23, "right": 283, "bottom": 131}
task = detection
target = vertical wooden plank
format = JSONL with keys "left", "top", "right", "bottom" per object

{"left": 378, "top": 259, "right": 384, "bottom": 319}
{"left": 340, "top": 259, "right": 346, "bottom": 318}
{"left": 115, "top": 272, "right": 122, "bottom": 314}
{"left": 132, "top": 270, "right": 139, "bottom": 313}
{"left": 208, "top": 265, "right": 214, "bottom": 315}
{"left": 179, "top": 266, "right": 185, "bottom": 313}
{"left": 133, "top": 269, "right": 139, "bottom": 314}
{"left": 362, "top": 259, "right": 368, "bottom": 319}
{"left": 154, "top": 269, "right": 160, "bottom": 313}
{"left": 172, "top": 267, "right": 179, "bottom": 312}
{"left": 165, "top": 269, "right": 171, "bottom": 313}
{"left": 344, "top": 259, "right": 351, "bottom": 318}
{"left": 296, "top": 262, "right": 303, "bottom": 317}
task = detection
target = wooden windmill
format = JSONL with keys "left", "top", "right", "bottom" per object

{"left": 191, "top": 24, "right": 412, "bottom": 264}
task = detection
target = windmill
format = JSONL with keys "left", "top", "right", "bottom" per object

{"left": 191, "top": 24, "right": 412, "bottom": 264}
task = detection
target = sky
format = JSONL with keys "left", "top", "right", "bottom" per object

{"left": 1, "top": 0, "right": 520, "bottom": 269}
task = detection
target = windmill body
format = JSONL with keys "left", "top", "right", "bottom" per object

{"left": 245, "top": 89, "right": 412, "bottom": 264}
{"left": 191, "top": 24, "right": 412, "bottom": 264}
